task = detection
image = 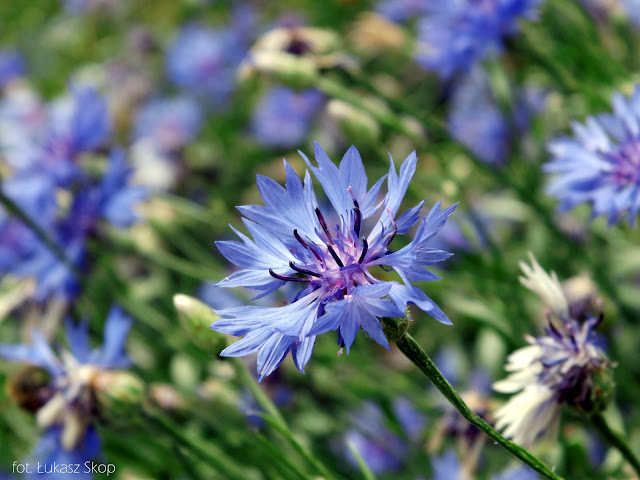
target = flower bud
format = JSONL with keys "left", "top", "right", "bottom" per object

{"left": 173, "top": 294, "right": 227, "bottom": 351}
{"left": 238, "top": 27, "right": 351, "bottom": 89}
{"left": 239, "top": 51, "right": 318, "bottom": 89}
{"left": 327, "top": 99, "right": 380, "bottom": 145}
{"left": 94, "top": 370, "right": 145, "bottom": 415}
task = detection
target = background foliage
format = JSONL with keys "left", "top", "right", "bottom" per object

{"left": 1, "top": 0, "right": 640, "bottom": 479}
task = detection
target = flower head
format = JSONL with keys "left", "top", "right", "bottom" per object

{"left": 250, "top": 86, "right": 325, "bottom": 148}
{"left": 212, "top": 143, "right": 456, "bottom": 379}
{"left": 376, "top": 0, "right": 430, "bottom": 23}
{"left": 447, "top": 68, "right": 510, "bottom": 164}
{"left": 2, "top": 84, "right": 110, "bottom": 186}
{"left": 341, "top": 398, "right": 426, "bottom": 474}
{"left": 493, "top": 255, "right": 612, "bottom": 447}
{"left": 133, "top": 96, "right": 202, "bottom": 153}
{"left": 166, "top": 24, "right": 247, "bottom": 107}
{"left": 545, "top": 85, "right": 640, "bottom": 226}
{"left": 0, "top": 149, "right": 147, "bottom": 302}
{"left": 0, "top": 50, "right": 24, "bottom": 87}
{"left": 0, "top": 306, "right": 132, "bottom": 464}
{"left": 414, "top": 0, "right": 542, "bottom": 79}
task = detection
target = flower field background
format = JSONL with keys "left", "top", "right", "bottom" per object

{"left": 1, "top": 0, "right": 640, "bottom": 479}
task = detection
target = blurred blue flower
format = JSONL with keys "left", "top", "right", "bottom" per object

{"left": 493, "top": 255, "right": 610, "bottom": 446}
{"left": 431, "top": 449, "right": 469, "bottom": 480}
{"left": 133, "top": 96, "right": 202, "bottom": 153}
{"left": 250, "top": 86, "right": 324, "bottom": 148}
{"left": 166, "top": 24, "right": 247, "bottom": 107}
{"left": 448, "top": 69, "right": 510, "bottom": 164}
{"left": 392, "top": 396, "right": 427, "bottom": 440}
{"left": 25, "top": 426, "right": 102, "bottom": 479}
{"left": 3, "top": 84, "right": 111, "bottom": 185}
{"left": 622, "top": 0, "right": 640, "bottom": 25}
{"left": 0, "top": 176, "right": 57, "bottom": 272}
{"left": 0, "top": 50, "right": 24, "bottom": 87}
{"left": 342, "top": 401, "right": 410, "bottom": 474}
{"left": 545, "top": 85, "right": 640, "bottom": 226}
{"left": 1, "top": 148, "right": 146, "bottom": 302}
{"left": 10, "top": 232, "right": 85, "bottom": 302}
{"left": 448, "top": 68, "right": 544, "bottom": 165}
{"left": 212, "top": 143, "right": 457, "bottom": 379}
{"left": 493, "top": 465, "right": 539, "bottom": 480}
{"left": 375, "top": 0, "right": 430, "bottom": 22}
{"left": 415, "top": 0, "right": 542, "bottom": 79}
{"left": 434, "top": 345, "right": 466, "bottom": 386}
{"left": 432, "top": 449, "right": 539, "bottom": 479}
{"left": 0, "top": 306, "right": 132, "bottom": 475}
{"left": 94, "top": 149, "right": 149, "bottom": 227}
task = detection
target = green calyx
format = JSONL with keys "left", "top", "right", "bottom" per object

{"left": 380, "top": 314, "right": 411, "bottom": 343}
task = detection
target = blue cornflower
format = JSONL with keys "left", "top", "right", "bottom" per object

{"left": 25, "top": 426, "right": 102, "bottom": 479}
{"left": 250, "top": 86, "right": 325, "bottom": 148}
{"left": 622, "top": 0, "right": 640, "bottom": 25}
{"left": 0, "top": 306, "right": 132, "bottom": 473}
{"left": 447, "top": 68, "right": 510, "bottom": 164}
{"left": 448, "top": 68, "right": 544, "bottom": 165}
{"left": 133, "top": 96, "right": 202, "bottom": 153}
{"left": 0, "top": 176, "right": 57, "bottom": 272}
{"left": 166, "top": 24, "right": 247, "bottom": 107}
{"left": 4, "top": 84, "right": 111, "bottom": 185}
{"left": 89, "top": 149, "right": 149, "bottom": 228}
{"left": 431, "top": 449, "right": 469, "bottom": 480}
{"left": 0, "top": 50, "right": 24, "bottom": 87}
{"left": 431, "top": 449, "right": 539, "bottom": 480}
{"left": 414, "top": 0, "right": 542, "bottom": 79}
{"left": 1, "top": 149, "right": 147, "bottom": 302}
{"left": 376, "top": 0, "right": 430, "bottom": 22}
{"left": 545, "top": 85, "right": 640, "bottom": 226}
{"left": 342, "top": 399, "right": 425, "bottom": 474}
{"left": 493, "top": 255, "right": 611, "bottom": 447}
{"left": 376, "top": 0, "right": 430, "bottom": 23}
{"left": 212, "top": 143, "right": 457, "bottom": 380}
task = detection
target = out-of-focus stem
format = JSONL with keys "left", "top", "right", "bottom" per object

{"left": 592, "top": 413, "right": 640, "bottom": 477}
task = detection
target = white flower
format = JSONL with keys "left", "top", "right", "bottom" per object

{"left": 519, "top": 252, "right": 569, "bottom": 319}
{"left": 493, "top": 257, "right": 609, "bottom": 447}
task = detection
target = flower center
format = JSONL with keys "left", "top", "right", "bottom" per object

{"left": 600, "top": 139, "right": 640, "bottom": 186}
{"left": 269, "top": 199, "right": 396, "bottom": 297}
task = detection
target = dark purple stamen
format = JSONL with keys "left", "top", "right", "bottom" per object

{"left": 289, "top": 261, "right": 322, "bottom": 277}
{"left": 294, "top": 229, "right": 309, "bottom": 248}
{"left": 567, "top": 327, "right": 579, "bottom": 353}
{"left": 547, "top": 318, "right": 562, "bottom": 340}
{"left": 315, "top": 207, "right": 334, "bottom": 244}
{"left": 358, "top": 238, "right": 368, "bottom": 264}
{"left": 387, "top": 219, "right": 398, "bottom": 246}
{"left": 286, "top": 37, "right": 310, "bottom": 56}
{"left": 308, "top": 245, "right": 323, "bottom": 262}
{"left": 353, "top": 199, "right": 361, "bottom": 238}
{"left": 327, "top": 244, "right": 345, "bottom": 267}
{"left": 269, "top": 269, "right": 311, "bottom": 283}
{"left": 593, "top": 312, "right": 604, "bottom": 329}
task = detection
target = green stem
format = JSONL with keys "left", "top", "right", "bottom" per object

{"left": 315, "top": 76, "right": 425, "bottom": 146}
{"left": 0, "top": 186, "right": 82, "bottom": 279}
{"left": 230, "top": 358, "right": 287, "bottom": 430}
{"left": 143, "top": 407, "right": 259, "bottom": 480}
{"left": 230, "top": 359, "right": 335, "bottom": 480}
{"left": 381, "top": 317, "right": 564, "bottom": 480}
{"left": 591, "top": 413, "right": 640, "bottom": 477}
